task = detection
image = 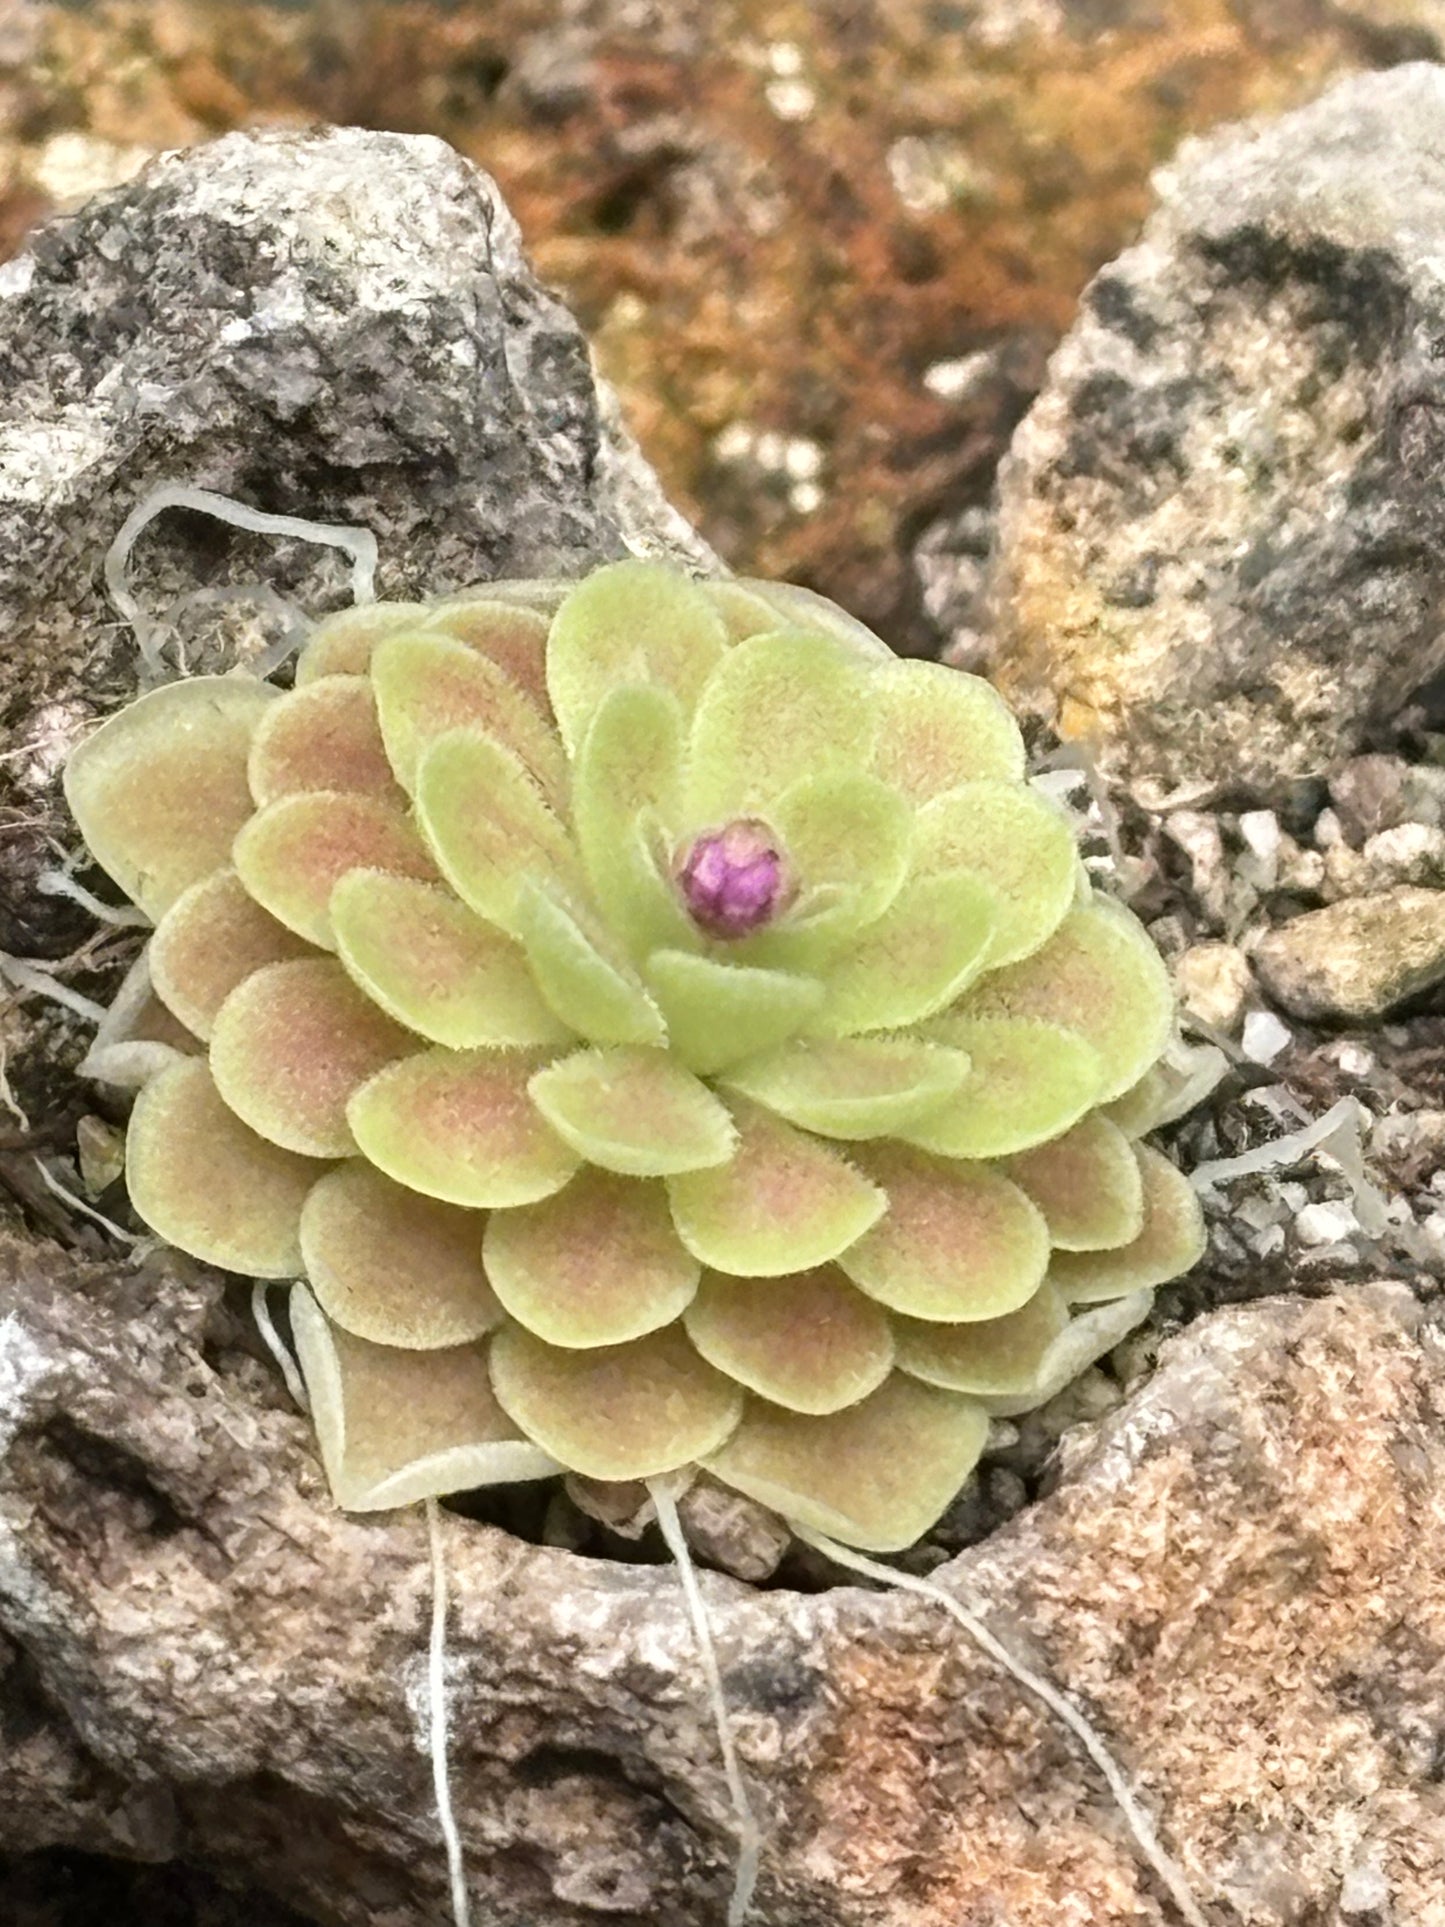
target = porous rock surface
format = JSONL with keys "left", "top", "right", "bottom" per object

{"left": 988, "top": 64, "right": 1445, "bottom": 805}
{"left": 1254, "top": 886, "right": 1445, "bottom": 1022}
{"left": 3, "top": 125, "right": 1445, "bottom": 1927}
{"left": 0, "top": 120, "right": 707, "bottom": 972}
{"left": 6, "top": 1242, "right": 1444, "bottom": 1926}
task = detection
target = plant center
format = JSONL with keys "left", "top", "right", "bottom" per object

{"left": 678, "top": 819, "right": 790, "bottom": 939}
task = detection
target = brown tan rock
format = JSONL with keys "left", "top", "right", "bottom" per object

{"left": 4, "top": 1231, "right": 1443, "bottom": 1924}
{"left": 990, "top": 66, "right": 1445, "bottom": 802}
{"left": 1254, "top": 886, "right": 1445, "bottom": 1020}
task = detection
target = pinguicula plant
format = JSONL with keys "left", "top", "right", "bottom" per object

{"left": 64, "top": 560, "right": 1204, "bottom": 1554}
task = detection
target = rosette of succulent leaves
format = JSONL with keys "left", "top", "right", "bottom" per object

{"left": 65, "top": 561, "right": 1203, "bottom": 1555}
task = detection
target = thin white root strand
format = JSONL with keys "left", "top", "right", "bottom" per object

{"left": 30, "top": 1158, "right": 140, "bottom": 1243}
{"left": 250, "top": 1282, "right": 311, "bottom": 1415}
{"left": 425, "top": 1497, "right": 473, "bottom": 1927}
{"left": 0, "top": 953, "right": 108, "bottom": 1024}
{"left": 105, "top": 483, "right": 379, "bottom": 672}
{"left": 35, "top": 870, "right": 151, "bottom": 928}
{"left": 796, "top": 1529, "right": 1208, "bottom": 1927}
{"left": 649, "top": 1477, "right": 761, "bottom": 1927}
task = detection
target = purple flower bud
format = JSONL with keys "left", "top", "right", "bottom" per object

{"left": 679, "top": 819, "right": 790, "bottom": 939}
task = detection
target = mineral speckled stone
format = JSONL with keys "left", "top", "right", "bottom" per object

{"left": 989, "top": 64, "right": 1445, "bottom": 803}
{"left": 1253, "top": 886, "right": 1445, "bottom": 1020}
{"left": 5, "top": 1245, "right": 1444, "bottom": 1924}
{"left": 0, "top": 122, "right": 707, "bottom": 1088}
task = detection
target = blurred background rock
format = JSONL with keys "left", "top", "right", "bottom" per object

{"left": 1, "top": 0, "right": 1440, "bottom": 658}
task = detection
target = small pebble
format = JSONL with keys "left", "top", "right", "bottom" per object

{"left": 1294, "top": 1199, "right": 1360, "bottom": 1247}
{"left": 1174, "top": 941, "right": 1253, "bottom": 1032}
{"left": 1242, "top": 1008, "right": 1292, "bottom": 1064}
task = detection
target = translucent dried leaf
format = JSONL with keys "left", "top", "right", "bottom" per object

{"left": 840, "top": 1146, "right": 1049, "bottom": 1321}
{"left": 981, "top": 1289, "right": 1154, "bottom": 1419}
{"left": 700, "top": 579, "right": 788, "bottom": 642}
{"left": 913, "top": 780, "right": 1077, "bottom": 966}
{"left": 210, "top": 957, "right": 413, "bottom": 1158}
{"left": 150, "top": 868, "right": 314, "bottom": 1041}
{"left": 1005, "top": 1114, "right": 1145, "bottom": 1251}
{"left": 291, "top": 1288, "right": 557, "bottom": 1511}
{"left": 546, "top": 560, "right": 728, "bottom": 754}
{"left": 294, "top": 601, "right": 430, "bottom": 683}
{"left": 370, "top": 632, "right": 566, "bottom": 804}
{"left": 667, "top": 1098, "right": 885, "bottom": 1276}
{"left": 233, "top": 790, "right": 436, "bottom": 949}
{"left": 331, "top": 871, "right": 570, "bottom": 1049}
{"left": 80, "top": 949, "right": 203, "bottom": 1089}
{"left": 516, "top": 883, "right": 667, "bottom": 1047}
{"left": 686, "top": 629, "right": 874, "bottom": 818}
{"left": 868, "top": 661, "right": 1024, "bottom": 803}
{"left": 683, "top": 1267, "right": 894, "bottom": 1414}
{"left": 415, "top": 728, "right": 580, "bottom": 937}
{"left": 528, "top": 1045, "right": 736, "bottom": 1176}
{"left": 893, "top": 1282, "right": 1070, "bottom": 1397}
{"left": 421, "top": 597, "right": 552, "bottom": 712}
{"left": 489, "top": 1322, "right": 743, "bottom": 1480}
{"left": 905, "top": 1016, "right": 1103, "bottom": 1159}
{"left": 126, "top": 1058, "right": 324, "bottom": 1276}
{"left": 1051, "top": 1145, "right": 1206, "bottom": 1303}
{"left": 247, "top": 677, "right": 399, "bottom": 805}
{"left": 720, "top": 1036, "right": 971, "bottom": 1140}
{"left": 951, "top": 896, "right": 1174, "bottom": 1102}
{"left": 1102, "top": 1065, "right": 1170, "bottom": 1138}
{"left": 347, "top": 1046, "right": 580, "bottom": 1207}
{"left": 645, "top": 949, "right": 824, "bottom": 1075}
{"left": 64, "top": 676, "right": 278, "bottom": 918}
{"left": 483, "top": 1168, "right": 699, "bottom": 1347}
{"left": 571, "top": 685, "right": 695, "bottom": 957}
{"left": 809, "top": 871, "right": 995, "bottom": 1037}
{"left": 300, "top": 1162, "right": 501, "bottom": 1348}
{"left": 729, "top": 579, "right": 893, "bottom": 664}
{"left": 704, "top": 1374, "right": 989, "bottom": 1554}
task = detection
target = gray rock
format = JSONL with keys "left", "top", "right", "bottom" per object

{"left": 1329, "top": 756, "right": 1412, "bottom": 847}
{"left": 0, "top": 124, "right": 709, "bottom": 1109}
{"left": 987, "top": 65, "right": 1445, "bottom": 805}
{"left": 1253, "top": 885, "right": 1445, "bottom": 1019}
{"left": 1323, "top": 821, "right": 1445, "bottom": 900}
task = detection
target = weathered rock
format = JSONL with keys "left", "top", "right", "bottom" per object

{"left": 0, "top": 123, "right": 707, "bottom": 1109}
{"left": 7, "top": 3, "right": 1445, "bottom": 659}
{"left": 989, "top": 65, "right": 1445, "bottom": 804}
{"left": 1253, "top": 886, "right": 1445, "bottom": 1020}
{"left": 1323, "top": 821, "right": 1445, "bottom": 900}
{"left": 5, "top": 1236, "right": 1444, "bottom": 1926}
{"left": 1173, "top": 940, "right": 1253, "bottom": 1033}
{"left": 1329, "top": 755, "right": 1413, "bottom": 846}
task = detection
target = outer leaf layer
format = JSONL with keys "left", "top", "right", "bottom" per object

{"left": 125, "top": 1059, "right": 324, "bottom": 1277}
{"left": 291, "top": 1288, "right": 557, "bottom": 1511}
{"left": 64, "top": 676, "right": 278, "bottom": 919}
{"left": 489, "top": 1323, "right": 743, "bottom": 1480}
{"left": 840, "top": 1146, "right": 1049, "bottom": 1321}
{"left": 705, "top": 1375, "right": 990, "bottom": 1554}
{"left": 483, "top": 1169, "right": 699, "bottom": 1348}
{"left": 667, "top": 1099, "right": 885, "bottom": 1275}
